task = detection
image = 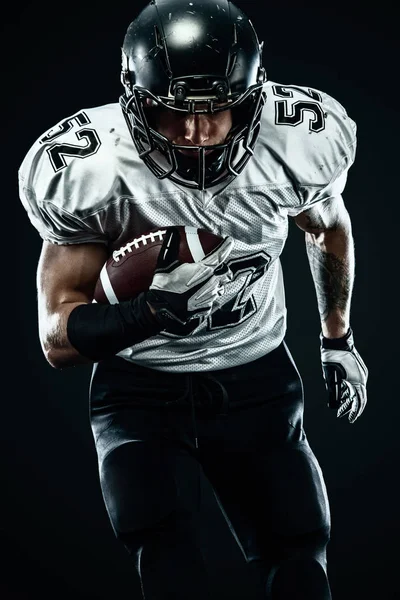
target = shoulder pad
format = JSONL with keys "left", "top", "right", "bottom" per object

{"left": 18, "top": 104, "right": 133, "bottom": 243}
{"left": 19, "top": 104, "right": 129, "bottom": 214}
{"left": 259, "top": 81, "right": 357, "bottom": 187}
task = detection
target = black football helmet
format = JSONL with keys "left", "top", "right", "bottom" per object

{"left": 120, "top": 0, "right": 267, "bottom": 190}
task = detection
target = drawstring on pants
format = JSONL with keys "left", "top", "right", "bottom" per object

{"left": 186, "top": 372, "right": 229, "bottom": 451}
{"left": 166, "top": 372, "right": 229, "bottom": 451}
{"left": 187, "top": 374, "right": 199, "bottom": 450}
{"left": 186, "top": 372, "right": 229, "bottom": 514}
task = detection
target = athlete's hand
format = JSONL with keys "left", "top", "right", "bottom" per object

{"left": 146, "top": 227, "right": 234, "bottom": 327}
{"left": 320, "top": 328, "right": 368, "bottom": 423}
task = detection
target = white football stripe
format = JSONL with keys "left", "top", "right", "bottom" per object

{"left": 185, "top": 226, "right": 205, "bottom": 262}
{"left": 100, "top": 265, "right": 119, "bottom": 304}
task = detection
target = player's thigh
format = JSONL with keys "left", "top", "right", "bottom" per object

{"left": 98, "top": 436, "right": 204, "bottom": 537}
{"left": 201, "top": 437, "right": 330, "bottom": 563}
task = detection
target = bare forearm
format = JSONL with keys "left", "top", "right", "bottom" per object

{"left": 39, "top": 302, "right": 92, "bottom": 369}
{"left": 305, "top": 227, "right": 355, "bottom": 338}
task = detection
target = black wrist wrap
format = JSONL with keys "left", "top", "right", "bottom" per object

{"left": 67, "top": 292, "right": 163, "bottom": 362}
{"left": 320, "top": 327, "right": 354, "bottom": 351}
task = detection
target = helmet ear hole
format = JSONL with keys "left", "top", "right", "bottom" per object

{"left": 120, "top": 51, "right": 135, "bottom": 91}
{"left": 121, "top": 69, "right": 133, "bottom": 89}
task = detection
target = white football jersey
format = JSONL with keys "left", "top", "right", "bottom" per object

{"left": 18, "top": 81, "right": 357, "bottom": 372}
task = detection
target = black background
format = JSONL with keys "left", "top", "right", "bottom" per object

{"left": 2, "top": 1, "right": 398, "bottom": 599}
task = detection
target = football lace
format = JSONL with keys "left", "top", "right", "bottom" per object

{"left": 112, "top": 229, "right": 168, "bottom": 262}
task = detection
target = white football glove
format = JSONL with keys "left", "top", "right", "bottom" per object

{"left": 146, "top": 227, "right": 234, "bottom": 328}
{"left": 320, "top": 328, "right": 368, "bottom": 423}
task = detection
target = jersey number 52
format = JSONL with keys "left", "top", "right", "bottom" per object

{"left": 40, "top": 112, "right": 101, "bottom": 172}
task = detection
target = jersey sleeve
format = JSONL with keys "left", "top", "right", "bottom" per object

{"left": 291, "top": 149, "right": 355, "bottom": 217}
{"left": 18, "top": 108, "right": 118, "bottom": 245}
{"left": 260, "top": 82, "right": 357, "bottom": 216}
{"left": 18, "top": 182, "right": 109, "bottom": 245}
{"left": 294, "top": 88, "right": 357, "bottom": 216}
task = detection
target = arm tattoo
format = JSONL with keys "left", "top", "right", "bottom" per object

{"left": 305, "top": 239, "right": 352, "bottom": 322}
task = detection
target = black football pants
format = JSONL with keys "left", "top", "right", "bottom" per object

{"left": 89, "top": 342, "right": 332, "bottom": 599}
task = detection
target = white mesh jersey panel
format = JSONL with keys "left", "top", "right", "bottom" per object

{"left": 116, "top": 184, "right": 290, "bottom": 370}
{"left": 18, "top": 81, "right": 357, "bottom": 371}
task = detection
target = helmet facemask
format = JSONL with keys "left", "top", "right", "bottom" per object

{"left": 120, "top": 77, "right": 266, "bottom": 190}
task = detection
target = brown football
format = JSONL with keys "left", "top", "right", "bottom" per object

{"left": 93, "top": 225, "right": 224, "bottom": 304}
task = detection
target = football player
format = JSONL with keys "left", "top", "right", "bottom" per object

{"left": 18, "top": 0, "right": 368, "bottom": 598}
